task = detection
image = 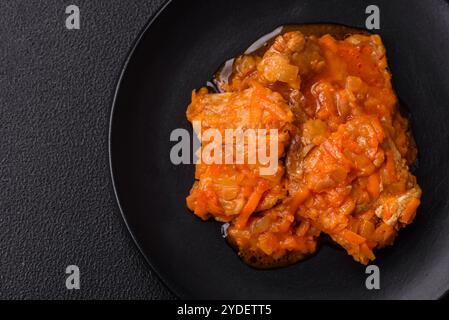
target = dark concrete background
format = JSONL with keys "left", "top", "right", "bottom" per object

{"left": 1, "top": 0, "right": 448, "bottom": 300}
{"left": 0, "top": 0, "right": 174, "bottom": 299}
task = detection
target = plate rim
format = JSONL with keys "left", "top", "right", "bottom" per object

{"left": 108, "top": 0, "right": 449, "bottom": 300}
{"left": 108, "top": 0, "right": 180, "bottom": 298}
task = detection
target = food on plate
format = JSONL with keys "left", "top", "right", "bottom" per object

{"left": 185, "top": 24, "right": 421, "bottom": 267}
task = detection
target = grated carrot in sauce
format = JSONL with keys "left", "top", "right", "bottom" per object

{"left": 185, "top": 27, "right": 421, "bottom": 267}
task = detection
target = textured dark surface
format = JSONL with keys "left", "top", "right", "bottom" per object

{"left": 111, "top": 0, "right": 449, "bottom": 299}
{"left": 2, "top": 0, "right": 449, "bottom": 300}
{"left": 0, "top": 0, "right": 174, "bottom": 299}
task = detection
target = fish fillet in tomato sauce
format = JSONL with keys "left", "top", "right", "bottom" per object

{"left": 185, "top": 24, "right": 421, "bottom": 267}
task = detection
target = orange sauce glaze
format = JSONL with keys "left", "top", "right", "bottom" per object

{"left": 185, "top": 25, "right": 421, "bottom": 267}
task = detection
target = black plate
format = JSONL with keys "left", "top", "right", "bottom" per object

{"left": 110, "top": 0, "right": 449, "bottom": 299}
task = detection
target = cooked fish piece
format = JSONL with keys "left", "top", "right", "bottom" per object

{"left": 186, "top": 85, "right": 294, "bottom": 222}
{"left": 227, "top": 195, "right": 319, "bottom": 268}
{"left": 186, "top": 162, "right": 287, "bottom": 221}
{"left": 373, "top": 138, "right": 422, "bottom": 228}
{"left": 289, "top": 117, "right": 420, "bottom": 264}
{"left": 187, "top": 86, "right": 293, "bottom": 133}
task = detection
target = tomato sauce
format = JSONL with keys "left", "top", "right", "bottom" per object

{"left": 186, "top": 24, "right": 421, "bottom": 268}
